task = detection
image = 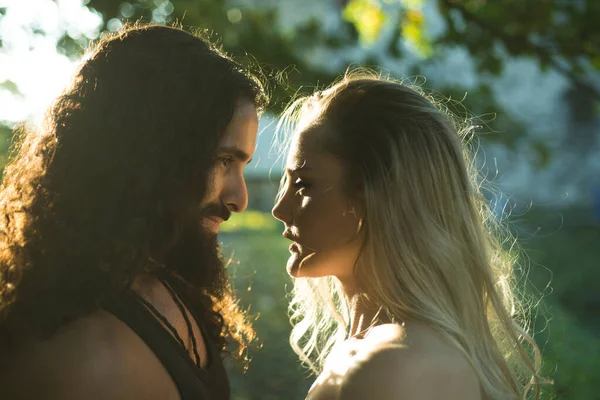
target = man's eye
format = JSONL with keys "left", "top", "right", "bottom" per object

{"left": 219, "top": 157, "right": 233, "bottom": 167}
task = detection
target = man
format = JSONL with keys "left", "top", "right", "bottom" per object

{"left": 0, "top": 24, "right": 266, "bottom": 399}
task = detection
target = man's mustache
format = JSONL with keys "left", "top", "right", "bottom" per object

{"left": 199, "top": 203, "right": 231, "bottom": 222}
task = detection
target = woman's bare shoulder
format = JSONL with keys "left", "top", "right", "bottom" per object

{"left": 341, "top": 323, "right": 480, "bottom": 400}
{"left": 305, "top": 324, "right": 405, "bottom": 400}
{"left": 307, "top": 323, "right": 480, "bottom": 400}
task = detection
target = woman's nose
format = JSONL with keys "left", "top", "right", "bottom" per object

{"left": 272, "top": 193, "right": 290, "bottom": 223}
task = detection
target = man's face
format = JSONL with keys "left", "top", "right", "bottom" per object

{"left": 198, "top": 100, "right": 259, "bottom": 234}
{"left": 166, "top": 100, "right": 258, "bottom": 295}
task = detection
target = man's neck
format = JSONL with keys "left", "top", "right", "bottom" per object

{"left": 131, "top": 274, "right": 210, "bottom": 368}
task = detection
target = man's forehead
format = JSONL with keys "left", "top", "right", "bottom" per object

{"left": 218, "top": 131, "right": 256, "bottom": 149}
{"left": 217, "top": 102, "right": 259, "bottom": 156}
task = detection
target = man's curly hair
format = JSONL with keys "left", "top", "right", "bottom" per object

{"left": 0, "top": 23, "right": 267, "bottom": 366}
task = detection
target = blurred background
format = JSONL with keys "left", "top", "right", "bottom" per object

{"left": 0, "top": 0, "right": 598, "bottom": 398}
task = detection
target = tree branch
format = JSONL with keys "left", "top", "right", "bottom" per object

{"left": 439, "top": 0, "right": 600, "bottom": 101}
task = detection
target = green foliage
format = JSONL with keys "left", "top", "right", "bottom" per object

{"left": 0, "top": 124, "right": 13, "bottom": 177}
{"left": 519, "top": 206, "right": 600, "bottom": 330}
{"left": 337, "top": 0, "right": 600, "bottom": 101}
{"left": 343, "top": 0, "right": 433, "bottom": 56}
{"left": 87, "top": 0, "right": 342, "bottom": 113}
{"left": 343, "top": 0, "right": 388, "bottom": 45}
{"left": 400, "top": 3, "right": 432, "bottom": 57}
{"left": 437, "top": 0, "right": 599, "bottom": 98}
{"left": 80, "top": 0, "right": 597, "bottom": 153}
{"left": 9, "top": 0, "right": 596, "bottom": 149}
{"left": 0, "top": 80, "right": 19, "bottom": 95}
{"left": 535, "top": 306, "right": 600, "bottom": 399}
{"left": 512, "top": 205, "right": 600, "bottom": 399}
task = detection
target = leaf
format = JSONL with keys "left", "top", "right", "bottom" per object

{"left": 0, "top": 80, "right": 19, "bottom": 95}
{"left": 531, "top": 140, "right": 552, "bottom": 170}
{"left": 342, "top": 0, "right": 387, "bottom": 45}
{"left": 401, "top": 8, "right": 432, "bottom": 57}
{"left": 56, "top": 34, "right": 85, "bottom": 58}
{"left": 480, "top": 52, "right": 503, "bottom": 75}
{"left": 399, "top": 0, "right": 423, "bottom": 7}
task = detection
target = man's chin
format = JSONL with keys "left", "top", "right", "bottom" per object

{"left": 202, "top": 229, "right": 219, "bottom": 239}
{"left": 166, "top": 223, "right": 227, "bottom": 297}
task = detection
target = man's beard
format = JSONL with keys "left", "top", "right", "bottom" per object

{"left": 165, "top": 214, "right": 229, "bottom": 300}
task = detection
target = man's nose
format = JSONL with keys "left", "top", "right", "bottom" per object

{"left": 223, "top": 174, "right": 248, "bottom": 213}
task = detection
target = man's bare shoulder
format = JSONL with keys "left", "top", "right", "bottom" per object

{"left": 338, "top": 324, "right": 481, "bottom": 400}
{"left": 0, "top": 310, "right": 179, "bottom": 400}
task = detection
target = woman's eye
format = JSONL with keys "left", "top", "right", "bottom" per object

{"left": 293, "top": 178, "right": 311, "bottom": 193}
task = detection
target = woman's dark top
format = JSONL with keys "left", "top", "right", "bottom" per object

{"left": 103, "top": 291, "right": 230, "bottom": 400}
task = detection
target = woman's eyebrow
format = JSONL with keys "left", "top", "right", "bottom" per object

{"left": 286, "top": 159, "right": 311, "bottom": 174}
{"left": 287, "top": 166, "right": 312, "bottom": 174}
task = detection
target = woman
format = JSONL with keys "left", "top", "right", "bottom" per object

{"left": 272, "top": 73, "right": 548, "bottom": 399}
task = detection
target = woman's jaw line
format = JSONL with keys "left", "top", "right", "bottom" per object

{"left": 287, "top": 250, "right": 361, "bottom": 294}
{"left": 287, "top": 250, "right": 316, "bottom": 277}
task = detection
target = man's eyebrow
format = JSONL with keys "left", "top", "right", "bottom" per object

{"left": 216, "top": 146, "right": 253, "bottom": 164}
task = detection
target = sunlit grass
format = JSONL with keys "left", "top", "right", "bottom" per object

{"left": 221, "top": 209, "right": 281, "bottom": 233}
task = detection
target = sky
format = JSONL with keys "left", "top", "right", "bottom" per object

{"left": 0, "top": 0, "right": 102, "bottom": 125}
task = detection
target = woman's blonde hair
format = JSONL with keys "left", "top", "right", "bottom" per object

{"left": 276, "top": 71, "right": 550, "bottom": 399}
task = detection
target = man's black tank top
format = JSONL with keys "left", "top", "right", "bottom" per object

{"left": 103, "top": 291, "right": 230, "bottom": 400}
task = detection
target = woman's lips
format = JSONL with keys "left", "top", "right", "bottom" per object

{"left": 284, "top": 231, "right": 315, "bottom": 256}
{"left": 288, "top": 242, "right": 315, "bottom": 258}
{"left": 289, "top": 242, "right": 299, "bottom": 253}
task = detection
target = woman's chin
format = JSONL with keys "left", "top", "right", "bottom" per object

{"left": 286, "top": 253, "right": 300, "bottom": 277}
{"left": 287, "top": 261, "right": 301, "bottom": 277}
{"left": 287, "top": 252, "right": 319, "bottom": 278}
{"left": 286, "top": 251, "right": 305, "bottom": 277}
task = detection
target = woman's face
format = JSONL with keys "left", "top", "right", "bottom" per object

{"left": 272, "top": 125, "right": 364, "bottom": 282}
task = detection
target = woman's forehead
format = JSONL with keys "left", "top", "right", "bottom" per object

{"left": 287, "top": 126, "right": 325, "bottom": 168}
{"left": 286, "top": 126, "right": 346, "bottom": 180}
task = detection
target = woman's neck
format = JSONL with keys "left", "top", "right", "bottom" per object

{"left": 337, "top": 272, "right": 395, "bottom": 339}
{"left": 347, "top": 293, "right": 392, "bottom": 339}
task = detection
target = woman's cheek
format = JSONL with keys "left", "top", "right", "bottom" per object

{"left": 298, "top": 201, "right": 340, "bottom": 247}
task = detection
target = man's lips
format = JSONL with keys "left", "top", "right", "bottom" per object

{"left": 203, "top": 216, "right": 224, "bottom": 233}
